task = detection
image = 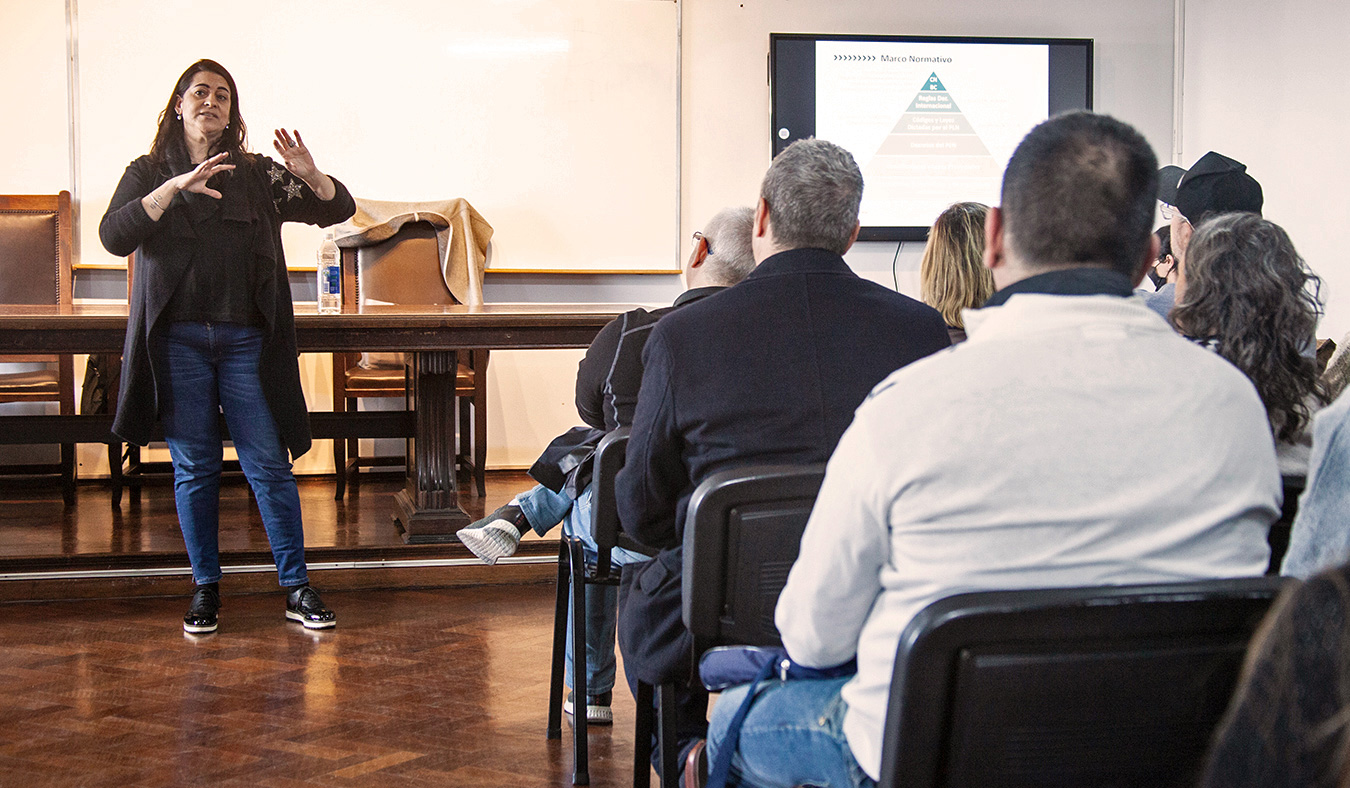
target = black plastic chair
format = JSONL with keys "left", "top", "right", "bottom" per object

{"left": 546, "top": 427, "right": 651, "bottom": 785}
{"left": 1266, "top": 473, "right": 1305, "bottom": 574}
{"left": 632, "top": 463, "right": 826, "bottom": 788}
{"left": 878, "top": 576, "right": 1289, "bottom": 788}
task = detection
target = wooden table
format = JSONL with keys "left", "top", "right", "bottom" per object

{"left": 0, "top": 303, "right": 629, "bottom": 542}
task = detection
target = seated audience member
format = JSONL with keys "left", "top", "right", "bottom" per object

{"left": 1281, "top": 389, "right": 1350, "bottom": 578}
{"left": 456, "top": 206, "right": 756, "bottom": 723}
{"left": 1147, "top": 225, "right": 1175, "bottom": 290}
{"left": 1171, "top": 213, "right": 1325, "bottom": 475}
{"left": 1143, "top": 151, "right": 1264, "bottom": 319}
{"left": 704, "top": 112, "right": 1280, "bottom": 788}
{"left": 919, "top": 201, "right": 993, "bottom": 343}
{"left": 1200, "top": 562, "right": 1350, "bottom": 787}
{"left": 617, "top": 138, "right": 951, "bottom": 773}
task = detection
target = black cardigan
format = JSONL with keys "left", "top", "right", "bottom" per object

{"left": 99, "top": 150, "right": 356, "bottom": 458}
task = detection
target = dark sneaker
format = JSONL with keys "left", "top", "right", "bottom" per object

{"left": 285, "top": 585, "right": 336, "bottom": 630}
{"left": 563, "top": 689, "right": 613, "bottom": 725}
{"left": 183, "top": 585, "right": 220, "bottom": 634}
{"left": 456, "top": 503, "right": 529, "bottom": 564}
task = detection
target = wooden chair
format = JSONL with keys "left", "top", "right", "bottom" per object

{"left": 632, "top": 463, "right": 827, "bottom": 788}
{"left": 0, "top": 192, "right": 77, "bottom": 503}
{"left": 878, "top": 576, "right": 1288, "bottom": 788}
{"left": 332, "top": 221, "right": 488, "bottom": 498}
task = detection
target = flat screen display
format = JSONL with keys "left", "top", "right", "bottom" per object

{"left": 770, "top": 34, "right": 1093, "bottom": 241}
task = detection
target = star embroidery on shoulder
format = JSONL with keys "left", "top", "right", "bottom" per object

{"left": 268, "top": 164, "right": 286, "bottom": 184}
{"left": 273, "top": 197, "right": 283, "bottom": 211}
{"left": 284, "top": 179, "right": 305, "bottom": 201}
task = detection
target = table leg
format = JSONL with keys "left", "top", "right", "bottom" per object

{"left": 393, "top": 349, "right": 472, "bottom": 542}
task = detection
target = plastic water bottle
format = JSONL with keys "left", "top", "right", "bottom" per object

{"left": 317, "top": 232, "right": 341, "bottom": 314}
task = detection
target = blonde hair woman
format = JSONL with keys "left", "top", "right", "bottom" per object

{"left": 919, "top": 202, "right": 994, "bottom": 343}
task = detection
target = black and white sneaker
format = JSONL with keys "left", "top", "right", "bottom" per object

{"left": 285, "top": 585, "right": 336, "bottom": 630}
{"left": 183, "top": 585, "right": 220, "bottom": 634}
{"left": 563, "top": 690, "right": 614, "bottom": 725}
{"left": 456, "top": 503, "right": 529, "bottom": 565}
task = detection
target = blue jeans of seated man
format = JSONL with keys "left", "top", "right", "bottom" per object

{"left": 707, "top": 675, "right": 875, "bottom": 788}
{"left": 518, "top": 483, "right": 646, "bottom": 697}
{"left": 160, "top": 321, "right": 309, "bottom": 588}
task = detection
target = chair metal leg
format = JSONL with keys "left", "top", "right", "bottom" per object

{"left": 126, "top": 444, "right": 149, "bottom": 502}
{"left": 657, "top": 682, "right": 680, "bottom": 787}
{"left": 548, "top": 540, "right": 570, "bottom": 740}
{"left": 108, "top": 441, "right": 123, "bottom": 507}
{"left": 569, "top": 539, "right": 590, "bottom": 785}
{"left": 634, "top": 680, "right": 654, "bottom": 788}
{"left": 333, "top": 431, "right": 347, "bottom": 501}
{"left": 473, "top": 391, "right": 487, "bottom": 497}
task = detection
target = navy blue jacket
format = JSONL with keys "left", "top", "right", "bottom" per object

{"left": 618, "top": 247, "right": 951, "bottom": 551}
{"left": 614, "top": 247, "right": 950, "bottom": 685}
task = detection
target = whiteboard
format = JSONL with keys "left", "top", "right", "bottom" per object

{"left": 76, "top": 0, "right": 679, "bottom": 274}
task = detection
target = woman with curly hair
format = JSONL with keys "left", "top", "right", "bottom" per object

{"left": 1171, "top": 213, "right": 1324, "bottom": 473}
{"left": 919, "top": 202, "right": 994, "bottom": 344}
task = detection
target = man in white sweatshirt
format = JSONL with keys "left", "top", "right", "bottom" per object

{"left": 703, "top": 112, "right": 1281, "bottom": 788}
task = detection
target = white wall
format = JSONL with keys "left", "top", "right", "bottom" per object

{"left": 682, "top": 0, "right": 1178, "bottom": 293}
{"left": 1181, "top": 0, "right": 1350, "bottom": 340}
{"left": 0, "top": 1, "right": 69, "bottom": 193}
{"left": 1, "top": 0, "right": 1183, "bottom": 474}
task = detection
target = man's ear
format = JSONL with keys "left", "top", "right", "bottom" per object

{"left": 984, "top": 206, "right": 1006, "bottom": 271}
{"left": 753, "top": 198, "right": 771, "bottom": 239}
{"left": 842, "top": 221, "right": 861, "bottom": 254}
{"left": 1130, "top": 233, "right": 1161, "bottom": 288}
{"left": 690, "top": 239, "right": 708, "bottom": 269}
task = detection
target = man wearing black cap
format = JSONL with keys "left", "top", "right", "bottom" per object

{"left": 1142, "top": 151, "right": 1264, "bottom": 318}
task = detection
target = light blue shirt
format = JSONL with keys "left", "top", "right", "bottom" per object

{"left": 1282, "top": 390, "right": 1350, "bottom": 577}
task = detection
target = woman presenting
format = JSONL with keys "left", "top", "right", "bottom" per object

{"left": 100, "top": 59, "right": 356, "bottom": 634}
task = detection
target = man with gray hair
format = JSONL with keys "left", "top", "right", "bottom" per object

{"left": 456, "top": 206, "right": 755, "bottom": 725}
{"left": 704, "top": 113, "right": 1278, "bottom": 788}
{"left": 615, "top": 139, "right": 950, "bottom": 774}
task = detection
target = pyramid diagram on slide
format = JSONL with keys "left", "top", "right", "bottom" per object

{"left": 865, "top": 72, "right": 1001, "bottom": 178}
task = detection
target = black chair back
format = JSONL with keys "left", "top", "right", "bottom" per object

{"left": 591, "top": 426, "right": 635, "bottom": 575}
{"left": 879, "top": 576, "right": 1288, "bottom": 788}
{"left": 681, "top": 463, "right": 826, "bottom": 647}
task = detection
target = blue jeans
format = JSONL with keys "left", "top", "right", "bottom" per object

{"left": 707, "top": 675, "right": 875, "bottom": 788}
{"left": 160, "top": 321, "right": 309, "bottom": 587}
{"left": 518, "top": 483, "right": 646, "bottom": 696}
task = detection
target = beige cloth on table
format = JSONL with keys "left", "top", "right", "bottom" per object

{"left": 1321, "top": 332, "right": 1350, "bottom": 405}
{"left": 332, "top": 197, "right": 493, "bottom": 307}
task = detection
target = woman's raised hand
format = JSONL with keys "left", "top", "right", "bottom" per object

{"left": 174, "top": 152, "right": 235, "bottom": 199}
{"left": 272, "top": 128, "right": 336, "bottom": 200}
{"left": 273, "top": 129, "right": 319, "bottom": 182}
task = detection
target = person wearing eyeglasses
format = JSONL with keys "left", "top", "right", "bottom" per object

{"left": 1142, "top": 152, "right": 1264, "bottom": 320}
{"left": 1147, "top": 225, "right": 1176, "bottom": 290}
{"left": 455, "top": 206, "right": 756, "bottom": 725}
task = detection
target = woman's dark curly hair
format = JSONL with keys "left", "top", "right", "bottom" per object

{"left": 1172, "top": 213, "right": 1324, "bottom": 441}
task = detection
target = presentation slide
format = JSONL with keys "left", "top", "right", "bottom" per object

{"left": 815, "top": 40, "right": 1050, "bottom": 230}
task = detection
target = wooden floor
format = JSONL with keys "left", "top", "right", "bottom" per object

{"left": 0, "top": 583, "right": 638, "bottom": 787}
{"left": 0, "top": 471, "right": 649, "bottom": 784}
{"left": 0, "top": 469, "right": 560, "bottom": 601}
